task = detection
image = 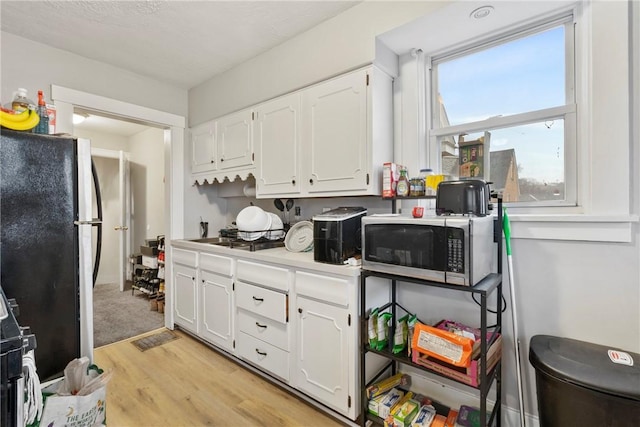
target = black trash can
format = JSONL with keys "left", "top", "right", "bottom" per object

{"left": 529, "top": 335, "right": 640, "bottom": 427}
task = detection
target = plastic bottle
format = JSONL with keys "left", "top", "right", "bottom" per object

{"left": 34, "top": 91, "right": 49, "bottom": 134}
{"left": 420, "top": 168, "right": 435, "bottom": 196}
{"left": 11, "top": 88, "right": 34, "bottom": 112}
{"left": 396, "top": 168, "right": 410, "bottom": 197}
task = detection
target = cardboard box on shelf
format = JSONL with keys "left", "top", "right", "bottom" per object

{"left": 383, "top": 162, "right": 404, "bottom": 198}
{"left": 458, "top": 132, "right": 490, "bottom": 179}
{"left": 412, "top": 335, "right": 502, "bottom": 387}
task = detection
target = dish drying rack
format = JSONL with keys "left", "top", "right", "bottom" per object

{"left": 219, "top": 227, "right": 286, "bottom": 251}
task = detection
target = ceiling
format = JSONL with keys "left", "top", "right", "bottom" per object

{"left": 1, "top": 0, "right": 359, "bottom": 135}
{"left": 1, "top": 1, "right": 360, "bottom": 90}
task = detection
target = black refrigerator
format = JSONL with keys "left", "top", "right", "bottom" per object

{"left": 0, "top": 129, "right": 100, "bottom": 383}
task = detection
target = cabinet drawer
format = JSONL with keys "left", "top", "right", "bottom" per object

{"left": 236, "top": 281, "right": 287, "bottom": 324}
{"left": 199, "top": 252, "right": 233, "bottom": 277}
{"left": 172, "top": 248, "right": 197, "bottom": 267}
{"left": 295, "top": 271, "right": 351, "bottom": 307}
{"left": 237, "top": 309, "right": 289, "bottom": 351}
{"left": 237, "top": 260, "right": 289, "bottom": 292}
{"left": 237, "top": 331, "right": 289, "bottom": 382}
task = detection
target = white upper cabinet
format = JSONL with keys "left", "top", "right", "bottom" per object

{"left": 216, "top": 108, "right": 254, "bottom": 171}
{"left": 254, "top": 93, "right": 301, "bottom": 196}
{"left": 191, "top": 65, "right": 392, "bottom": 193}
{"left": 190, "top": 120, "right": 216, "bottom": 174}
{"left": 255, "top": 66, "right": 392, "bottom": 198}
{"left": 301, "top": 69, "right": 369, "bottom": 195}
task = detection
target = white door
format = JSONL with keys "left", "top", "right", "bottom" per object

{"left": 295, "top": 296, "right": 350, "bottom": 414}
{"left": 199, "top": 270, "right": 233, "bottom": 351}
{"left": 216, "top": 109, "right": 254, "bottom": 170}
{"left": 254, "top": 94, "right": 301, "bottom": 196}
{"left": 301, "top": 69, "right": 369, "bottom": 194}
{"left": 191, "top": 120, "right": 216, "bottom": 173}
{"left": 173, "top": 263, "right": 198, "bottom": 334}
{"left": 117, "top": 151, "right": 131, "bottom": 291}
{"left": 91, "top": 148, "right": 131, "bottom": 290}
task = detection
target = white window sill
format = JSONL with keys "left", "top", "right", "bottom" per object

{"left": 504, "top": 214, "right": 639, "bottom": 243}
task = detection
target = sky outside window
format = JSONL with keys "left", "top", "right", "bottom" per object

{"left": 437, "top": 26, "right": 566, "bottom": 191}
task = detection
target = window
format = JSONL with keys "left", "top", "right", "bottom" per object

{"left": 430, "top": 16, "right": 576, "bottom": 206}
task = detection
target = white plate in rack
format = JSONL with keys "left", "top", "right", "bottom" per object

{"left": 284, "top": 221, "right": 314, "bottom": 252}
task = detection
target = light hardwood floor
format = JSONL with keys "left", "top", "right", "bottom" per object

{"left": 94, "top": 328, "right": 346, "bottom": 427}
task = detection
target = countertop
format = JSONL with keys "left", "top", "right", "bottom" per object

{"left": 170, "top": 239, "right": 362, "bottom": 277}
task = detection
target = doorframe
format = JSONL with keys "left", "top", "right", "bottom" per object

{"left": 91, "top": 148, "right": 131, "bottom": 292}
{"left": 51, "top": 85, "right": 185, "bottom": 331}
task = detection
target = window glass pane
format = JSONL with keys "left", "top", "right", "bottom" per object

{"left": 441, "top": 121, "right": 565, "bottom": 202}
{"left": 437, "top": 26, "right": 566, "bottom": 126}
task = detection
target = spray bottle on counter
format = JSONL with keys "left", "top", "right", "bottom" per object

{"left": 34, "top": 91, "right": 49, "bottom": 134}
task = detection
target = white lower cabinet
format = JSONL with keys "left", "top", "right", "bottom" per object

{"left": 171, "top": 244, "right": 360, "bottom": 420}
{"left": 236, "top": 331, "right": 290, "bottom": 381}
{"left": 199, "top": 253, "right": 234, "bottom": 352}
{"left": 235, "top": 260, "right": 291, "bottom": 382}
{"left": 293, "top": 270, "right": 357, "bottom": 419}
{"left": 172, "top": 249, "right": 198, "bottom": 334}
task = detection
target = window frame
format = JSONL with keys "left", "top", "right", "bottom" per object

{"left": 428, "top": 13, "right": 577, "bottom": 209}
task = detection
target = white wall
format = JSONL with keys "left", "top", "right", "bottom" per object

{"left": 188, "top": 1, "right": 446, "bottom": 126}
{"left": 0, "top": 32, "right": 187, "bottom": 118}
{"left": 130, "top": 128, "right": 166, "bottom": 249}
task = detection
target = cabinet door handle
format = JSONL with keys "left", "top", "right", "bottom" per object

{"left": 255, "top": 349, "right": 267, "bottom": 356}
{"left": 220, "top": 158, "right": 224, "bottom": 162}
{"left": 309, "top": 178, "right": 314, "bottom": 185}
{"left": 292, "top": 179, "right": 296, "bottom": 185}
{"left": 252, "top": 296, "right": 264, "bottom": 302}
{"left": 298, "top": 308, "right": 302, "bottom": 314}
{"left": 210, "top": 159, "right": 214, "bottom": 163}
{"left": 202, "top": 279, "right": 205, "bottom": 283}
{"left": 255, "top": 322, "right": 267, "bottom": 329}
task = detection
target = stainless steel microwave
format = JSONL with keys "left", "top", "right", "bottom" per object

{"left": 361, "top": 215, "right": 494, "bottom": 286}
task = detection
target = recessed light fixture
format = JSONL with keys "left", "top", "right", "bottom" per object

{"left": 73, "top": 113, "right": 89, "bottom": 125}
{"left": 470, "top": 5, "right": 494, "bottom": 19}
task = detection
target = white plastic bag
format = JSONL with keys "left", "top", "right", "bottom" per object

{"left": 37, "top": 357, "right": 112, "bottom": 427}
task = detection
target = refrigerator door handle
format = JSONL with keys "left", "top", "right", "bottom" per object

{"left": 74, "top": 219, "right": 103, "bottom": 225}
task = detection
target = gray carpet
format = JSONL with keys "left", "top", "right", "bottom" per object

{"left": 93, "top": 282, "right": 164, "bottom": 348}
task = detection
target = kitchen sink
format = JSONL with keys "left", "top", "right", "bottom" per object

{"left": 186, "top": 237, "right": 233, "bottom": 246}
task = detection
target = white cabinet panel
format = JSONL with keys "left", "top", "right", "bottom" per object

{"left": 236, "top": 281, "right": 288, "bottom": 324}
{"left": 237, "top": 309, "right": 289, "bottom": 351}
{"left": 199, "top": 252, "right": 233, "bottom": 277}
{"left": 237, "top": 331, "right": 290, "bottom": 381}
{"left": 216, "top": 109, "right": 254, "bottom": 170}
{"left": 302, "top": 69, "right": 368, "bottom": 195}
{"left": 254, "top": 93, "right": 301, "bottom": 196}
{"left": 173, "top": 263, "right": 197, "bottom": 334}
{"left": 236, "top": 259, "right": 289, "bottom": 292}
{"left": 294, "top": 296, "right": 350, "bottom": 414}
{"left": 191, "top": 121, "right": 216, "bottom": 174}
{"left": 199, "top": 270, "right": 233, "bottom": 352}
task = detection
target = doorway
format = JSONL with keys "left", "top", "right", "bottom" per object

{"left": 75, "top": 114, "right": 167, "bottom": 347}
{"left": 51, "top": 84, "right": 186, "bottom": 355}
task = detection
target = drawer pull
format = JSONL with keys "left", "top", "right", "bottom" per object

{"left": 252, "top": 296, "right": 264, "bottom": 302}
{"left": 255, "top": 322, "right": 267, "bottom": 329}
{"left": 255, "top": 349, "right": 267, "bottom": 356}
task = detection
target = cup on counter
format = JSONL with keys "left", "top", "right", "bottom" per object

{"left": 412, "top": 206, "right": 424, "bottom": 218}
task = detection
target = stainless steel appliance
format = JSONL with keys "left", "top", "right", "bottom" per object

{"left": 0, "top": 130, "right": 99, "bottom": 381}
{"left": 361, "top": 215, "right": 494, "bottom": 286}
{"left": 313, "top": 207, "right": 366, "bottom": 264}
